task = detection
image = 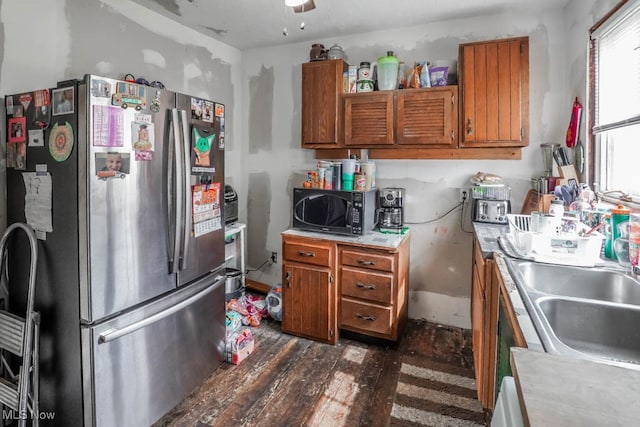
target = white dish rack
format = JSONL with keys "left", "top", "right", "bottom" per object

{"left": 506, "top": 214, "right": 604, "bottom": 267}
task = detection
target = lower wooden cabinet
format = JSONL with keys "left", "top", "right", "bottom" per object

{"left": 281, "top": 237, "right": 337, "bottom": 344}
{"left": 282, "top": 231, "right": 410, "bottom": 343}
{"left": 471, "top": 236, "right": 498, "bottom": 410}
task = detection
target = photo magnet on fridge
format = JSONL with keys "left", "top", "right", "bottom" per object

{"left": 191, "top": 125, "right": 216, "bottom": 174}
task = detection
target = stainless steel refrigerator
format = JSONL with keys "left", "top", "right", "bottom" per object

{"left": 4, "top": 75, "right": 227, "bottom": 426}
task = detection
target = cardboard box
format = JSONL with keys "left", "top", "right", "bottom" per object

{"left": 348, "top": 65, "right": 357, "bottom": 93}
{"left": 224, "top": 328, "right": 255, "bottom": 365}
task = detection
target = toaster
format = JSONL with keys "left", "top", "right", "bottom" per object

{"left": 472, "top": 199, "right": 511, "bottom": 224}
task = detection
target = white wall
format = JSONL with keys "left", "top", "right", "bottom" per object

{"left": 0, "top": 0, "right": 244, "bottom": 230}
{"left": 241, "top": 7, "right": 571, "bottom": 328}
{"left": 0, "top": 0, "right": 621, "bottom": 329}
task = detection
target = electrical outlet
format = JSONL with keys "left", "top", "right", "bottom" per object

{"left": 458, "top": 188, "right": 469, "bottom": 203}
{"left": 271, "top": 251, "right": 278, "bottom": 264}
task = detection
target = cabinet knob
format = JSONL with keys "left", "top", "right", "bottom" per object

{"left": 357, "top": 259, "right": 375, "bottom": 266}
{"left": 467, "top": 117, "right": 473, "bottom": 135}
{"left": 298, "top": 250, "right": 316, "bottom": 257}
{"left": 356, "top": 313, "right": 376, "bottom": 321}
{"left": 356, "top": 282, "right": 376, "bottom": 290}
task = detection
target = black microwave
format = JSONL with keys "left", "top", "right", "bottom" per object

{"left": 292, "top": 188, "right": 378, "bottom": 236}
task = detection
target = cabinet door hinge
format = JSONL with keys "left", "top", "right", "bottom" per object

{"left": 451, "top": 95, "right": 455, "bottom": 105}
{"left": 521, "top": 127, "right": 525, "bottom": 138}
{"left": 450, "top": 130, "right": 455, "bottom": 140}
{"left": 330, "top": 328, "right": 335, "bottom": 337}
{"left": 330, "top": 274, "right": 334, "bottom": 284}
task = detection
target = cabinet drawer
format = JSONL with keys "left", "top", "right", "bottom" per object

{"left": 341, "top": 298, "right": 393, "bottom": 336}
{"left": 341, "top": 249, "right": 394, "bottom": 272}
{"left": 341, "top": 267, "right": 393, "bottom": 304}
{"left": 284, "top": 242, "right": 332, "bottom": 267}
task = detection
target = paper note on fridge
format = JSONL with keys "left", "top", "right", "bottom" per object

{"left": 22, "top": 172, "right": 53, "bottom": 233}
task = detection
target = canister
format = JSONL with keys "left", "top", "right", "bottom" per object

{"left": 332, "top": 162, "right": 342, "bottom": 190}
{"left": 611, "top": 205, "right": 631, "bottom": 261}
{"left": 358, "top": 62, "right": 371, "bottom": 80}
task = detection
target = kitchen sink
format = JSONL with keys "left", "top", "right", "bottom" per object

{"left": 513, "top": 261, "right": 640, "bottom": 305}
{"left": 537, "top": 297, "right": 640, "bottom": 365}
{"left": 506, "top": 259, "right": 640, "bottom": 369}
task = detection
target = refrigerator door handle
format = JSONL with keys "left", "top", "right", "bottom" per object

{"left": 179, "top": 109, "right": 192, "bottom": 270}
{"left": 170, "top": 108, "right": 184, "bottom": 274}
{"left": 98, "top": 275, "right": 225, "bottom": 343}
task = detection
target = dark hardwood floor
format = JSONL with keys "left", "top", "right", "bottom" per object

{"left": 154, "top": 318, "right": 478, "bottom": 427}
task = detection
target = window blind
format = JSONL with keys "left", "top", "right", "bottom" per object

{"left": 592, "top": 0, "right": 640, "bottom": 133}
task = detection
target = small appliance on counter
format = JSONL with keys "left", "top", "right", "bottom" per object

{"left": 292, "top": 187, "right": 378, "bottom": 236}
{"left": 471, "top": 182, "right": 511, "bottom": 225}
{"left": 378, "top": 187, "right": 405, "bottom": 233}
{"left": 225, "top": 184, "right": 239, "bottom": 225}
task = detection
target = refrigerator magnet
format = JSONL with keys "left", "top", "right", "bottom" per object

{"left": 95, "top": 152, "right": 129, "bottom": 180}
{"left": 191, "top": 127, "right": 216, "bottom": 174}
{"left": 191, "top": 97, "right": 204, "bottom": 120}
{"left": 132, "top": 122, "right": 154, "bottom": 150}
{"left": 8, "top": 117, "right": 26, "bottom": 143}
{"left": 19, "top": 93, "right": 32, "bottom": 112}
{"left": 6, "top": 95, "right": 14, "bottom": 115}
{"left": 214, "top": 103, "right": 224, "bottom": 117}
{"left": 13, "top": 105, "right": 24, "bottom": 118}
{"left": 11, "top": 142, "right": 27, "bottom": 170}
{"left": 91, "top": 79, "right": 111, "bottom": 98}
{"left": 203, "top": 101, "right": 214, "bottom": 123}
{"left": 93, "top": 105, "right": 124, "bottom": 147}
{"left": 28, "top": 129, "right": 45, "bottom": 147}
{"left": 52, "top": 87, "right": 74, "bottom": 115}
{"left": 48, "top": 121, "right": 74, "bottom": 162}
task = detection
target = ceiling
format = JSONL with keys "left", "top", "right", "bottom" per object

{"left": 133, "top": 0, "right": 569, "bottom": 50}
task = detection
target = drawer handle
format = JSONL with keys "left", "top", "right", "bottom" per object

{"left": 356, "top": 282, "right": 376, "bottom": 290}
{"left": 357, "top": 259, "right": 375, "bottom": 266}
{"left": 356, "top": 313, "right": 376, "bottom": 321}
{"left": 298, "top": 250, "right": 316, "bottom": 257}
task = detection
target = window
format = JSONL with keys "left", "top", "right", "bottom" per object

{"left": 590, "top": 0, "right": 640, "bottom": 205}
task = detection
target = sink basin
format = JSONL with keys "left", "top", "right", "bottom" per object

{"left": 506, "top": 258, "right": 640, "bottom": 369}
{"left": 513, "top": 261, "right": 640, "bottom": 305}
{"left": 537, "top": 297, "right": 640, "bottom": 365}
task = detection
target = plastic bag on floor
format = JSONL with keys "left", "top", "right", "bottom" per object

{"left": 224, "top": 328, "right": 255, "bottom": 365}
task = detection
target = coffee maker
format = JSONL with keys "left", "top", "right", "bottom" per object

{"left": 378, "top": 188, "right": 405, "bottom": 232}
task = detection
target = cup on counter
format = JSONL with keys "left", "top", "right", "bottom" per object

{"left": 342, "top": 159, "right": 356, "bottom": 190}
{"left": 360, "top": 162, "right": 375, "bottom": 190}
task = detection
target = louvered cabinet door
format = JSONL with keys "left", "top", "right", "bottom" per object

{"left": 459, "top": 36, "right": 529, "bottom": 147}
{"left": 343, "top": 92, "right": 394, "bottom": 145}
{"left": 396, "top": 86, "right": 458, "bottom": 147}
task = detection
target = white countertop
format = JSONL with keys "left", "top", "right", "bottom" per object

{"left": 511, "top": 347, "right": 640, "bottom": 426}
{"left": 282, "top": 228, "right": 409, "bottom": 250}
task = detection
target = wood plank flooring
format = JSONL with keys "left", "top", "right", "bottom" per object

{"left": 154, "top": 318, "right": 481, "bottom": 427}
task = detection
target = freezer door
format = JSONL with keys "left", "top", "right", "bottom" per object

{"left": 82, "top": 76, "right": 177, "bottom": 321}
{"left": 174, "top": 94, "right": 225, "bottom": 286}
{"left": 82, "top": 272, "right": 225, "bottom": 427}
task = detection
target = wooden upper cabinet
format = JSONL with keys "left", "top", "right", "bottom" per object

{"left": 344, "top": 92, "right": 394, "bottom": 146}
{"left": 396, "top": 86, "right": 458, "bottom": 147}
{"left": 459, "top": 37, "right": 529, "bottom": 147}
{"left": 301, "top": 59, "right": 348, "bottom": 148}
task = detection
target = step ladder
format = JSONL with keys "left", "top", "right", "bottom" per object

{"left": 0, "top": 223, "right": 40, "bottom": 427}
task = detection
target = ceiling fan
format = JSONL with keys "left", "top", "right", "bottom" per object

{"left": 282, "top": 0, "right": 315, "bottom": 35}
{"left": 285, "top": 0, "right": 316, "bottom": 13}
